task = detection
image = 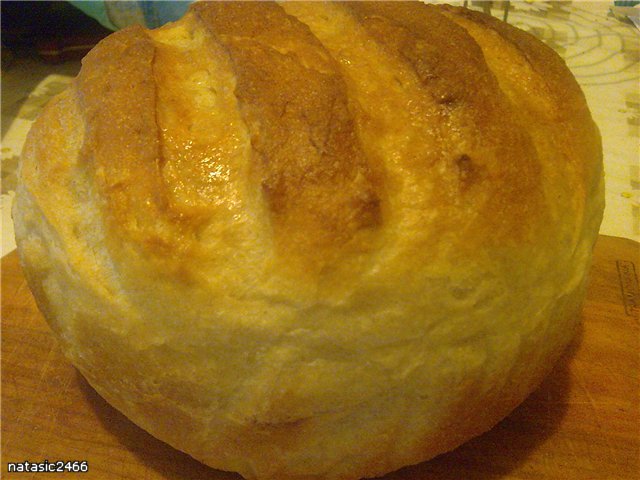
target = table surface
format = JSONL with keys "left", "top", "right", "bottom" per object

{"left": 1, "top": 235, "right": 639, "bottom": 480}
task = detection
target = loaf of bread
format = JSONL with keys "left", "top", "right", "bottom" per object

{"left": 13, "top": 2, "right": 604, "bottom": 479}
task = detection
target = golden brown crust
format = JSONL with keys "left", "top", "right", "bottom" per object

{"left": 191, "top": 2, "right": 381, "bottom": 266}
{"left": 341, "top": 2, "right": 545, "bottom": 242}
{"left": 439, "top": 4, "right": 603, "bottom": 249}
{"left": 76, "top": 27, "right": 170, "bottom": 245}
{"left": 14, "top": 2, "right": 604, "bottom": 480}
{"left": 66, "top": 1, "right": 572, "bottom": 278}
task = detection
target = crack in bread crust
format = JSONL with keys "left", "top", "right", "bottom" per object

{"left": 193, "top": 2, "right": 382, "bottom": 266}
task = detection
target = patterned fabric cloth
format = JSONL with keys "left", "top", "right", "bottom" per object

{"left": 2, "top": 1, "right": 639, "bottom": 256}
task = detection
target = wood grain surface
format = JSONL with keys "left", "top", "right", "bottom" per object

{"left": 2, "top": 235, "right": 639, "bottom": 480}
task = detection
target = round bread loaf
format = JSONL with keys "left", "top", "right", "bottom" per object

{"left": 14, "top": 2, "right": 604, "bottom": 479}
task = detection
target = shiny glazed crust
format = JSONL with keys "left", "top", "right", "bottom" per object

{"left": 13, "top": 2, "right": 604, "bottom": 479}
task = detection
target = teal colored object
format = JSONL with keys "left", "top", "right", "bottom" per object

{"left": 69, "top": 1, "right": 117, "bottom": 30}
{"left": 69, "top": 1, "right": 192, "bottom": 31}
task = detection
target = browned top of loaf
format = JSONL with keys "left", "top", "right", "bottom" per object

{"left": 27, "top": 1, "right": 601, "bottom": 278}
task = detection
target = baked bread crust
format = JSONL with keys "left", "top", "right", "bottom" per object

{"left": 14, "top": 2, "right": 603, "bottom": 479}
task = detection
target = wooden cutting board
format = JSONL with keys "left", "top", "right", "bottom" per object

{"left": 2, "top": 235, "right": 639, "bottom": 480}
